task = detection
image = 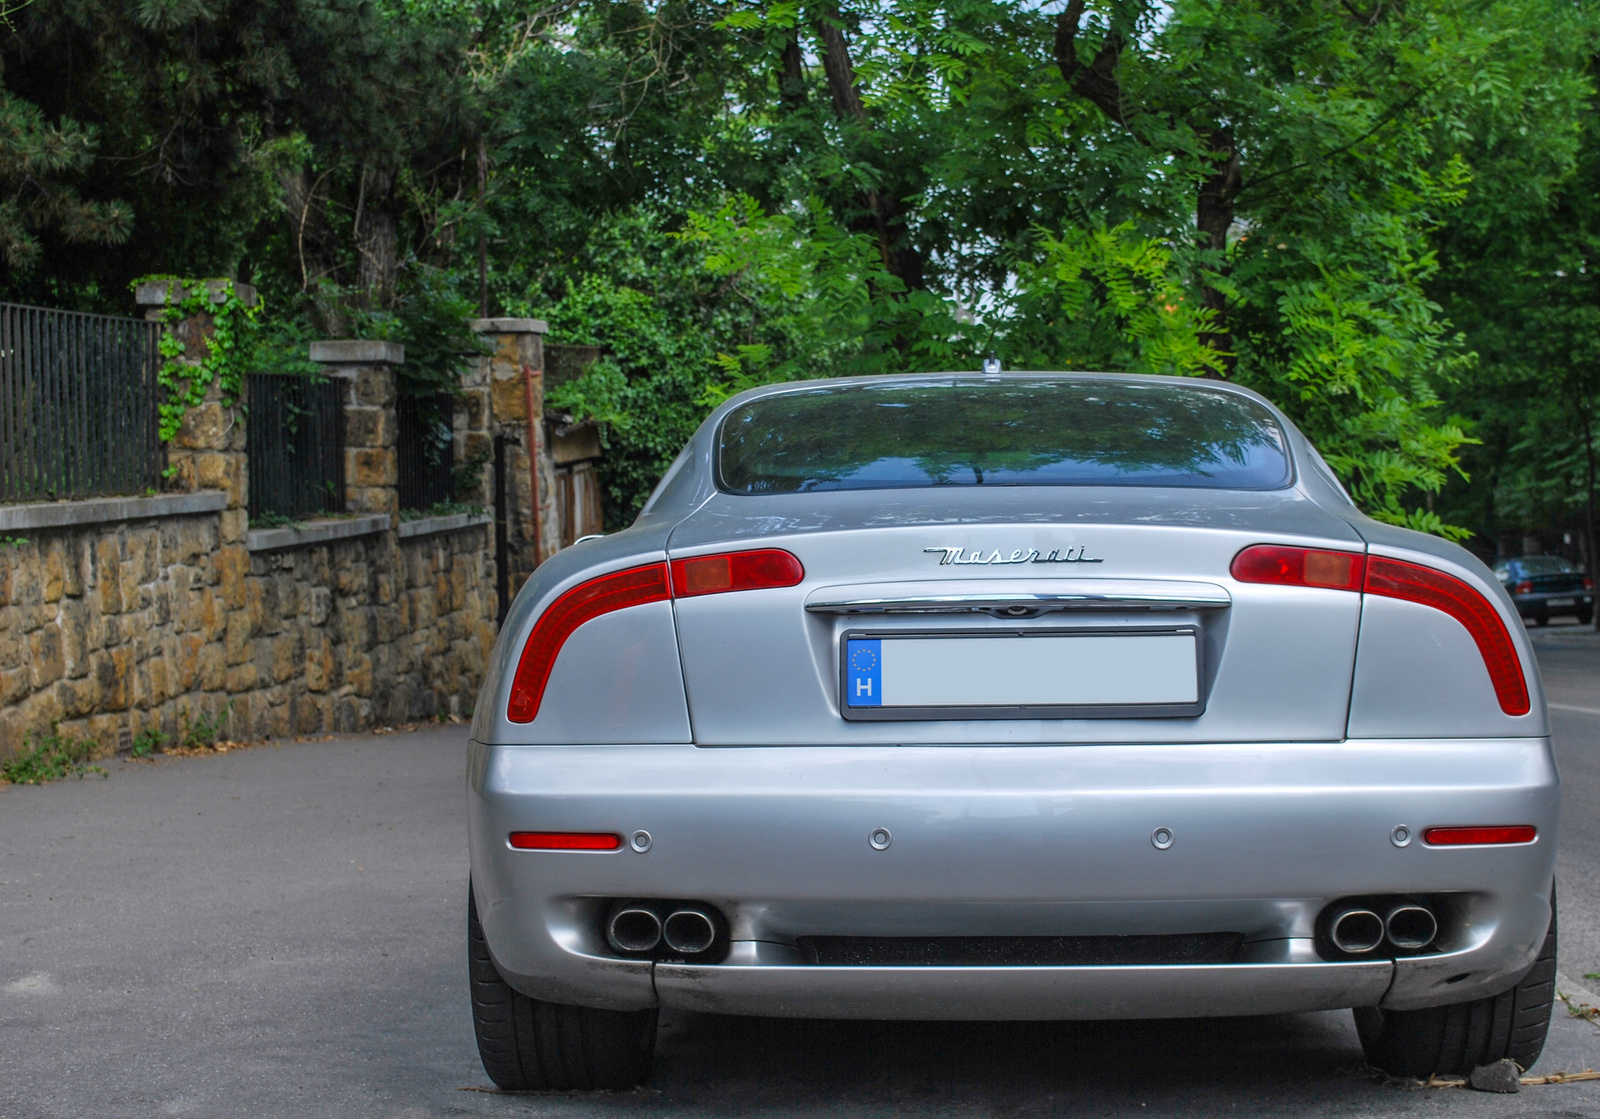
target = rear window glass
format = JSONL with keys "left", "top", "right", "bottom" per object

{"left": 1514, "top": 557, "right": 1577, "bottom": 576}
{"left": 716, "top": 379, "right": 1293, "bottom": 494}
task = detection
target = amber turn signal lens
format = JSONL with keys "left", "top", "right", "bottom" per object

{"left": 1230, "top": 544, "right": 1366, "bottom": 592}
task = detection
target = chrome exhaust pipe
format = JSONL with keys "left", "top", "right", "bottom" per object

{"left": 1330, "top": 908, "right": 1386, "bottom": 954}
{"left": 662, "top": 907, "right": 717, "bottom": 955}
{"left": 1386, "top": 903, "right": 1438, "bottom": 950}
{"left": 606, "top": 906, "right": 663, "bottom": 954}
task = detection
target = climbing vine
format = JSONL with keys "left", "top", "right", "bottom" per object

{"left": 134, "top": 277, "right": 262, "bottom": 445}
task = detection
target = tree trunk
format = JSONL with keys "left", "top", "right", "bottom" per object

{"left": 813, "top": 6, "right": 925, "bottom": 292}
{"left": 779, "top": 34, "right": 807, "bottom": 113}
{"left": 477, "top": 135, "right": 489, "bottom": 317}
{"left": 355, "top": 166, "right": 399, "bottom": 307}
{"left": 1195, "top": 128, "right": 1240, "bottom": 378}
{"left": 1583, "top": 399, "right": 1598, "bottom": 630}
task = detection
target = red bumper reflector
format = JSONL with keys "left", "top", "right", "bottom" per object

{"left": 509, "top": 832, "right": 622, "bottom": 851}
{"left": 1230, "top": 544, "right": 1365, "bottom": 591}
{"left": 1423, "top": 825, "right": 1537, "bottom": 846}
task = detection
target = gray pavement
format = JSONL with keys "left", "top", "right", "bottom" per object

{"left": 6, "top": 643, "right": 1600, "bottom": 1116}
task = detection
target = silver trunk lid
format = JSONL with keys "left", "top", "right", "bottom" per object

{"left": 667, "top": 486, "right": 1365, "bottom": 745}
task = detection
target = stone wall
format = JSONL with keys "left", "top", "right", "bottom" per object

{"left": 0, "top": 501, "right": 497, "bottom": 757}
{"left": 0, "top": 291, "right": 612, "bottom": 761}
{"left": 0, "top": 292, "right": 501, "bottom": 760}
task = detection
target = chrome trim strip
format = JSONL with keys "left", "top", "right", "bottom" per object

{"left": 805, "top": 578, "right": 1232, "bottom": 614}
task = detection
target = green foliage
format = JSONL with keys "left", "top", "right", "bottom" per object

{"left": 0, "top": 91, "right": 131, "bottom": 274}
{"left": 138, "top": 277, "right": 263, "bottom": 446}
{"left": 4, "top": 0, "right": 1598, "bottom": 548}
{"left": 347, "top": 262, "right": 491, "bottom": 398}
{"left": 1007, "top": 224, "right": 1224, "bottom": 378}
{"left": 399, "top": 500, "right": 485, "bottom": 521}
{"left": 1, "top": 722, "right": 105, "bottom": 784}
{"left": 179, "top": 702, "right": 234, "bottom": 750}
{"left": 130, "top": 728, "right": 166, "bottom": 759}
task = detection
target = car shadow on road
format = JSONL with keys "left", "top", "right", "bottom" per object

{"left": 640, "top": 1009, "right": 1368, "bottom": 1110}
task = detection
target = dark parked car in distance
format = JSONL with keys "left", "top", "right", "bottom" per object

{"left": 1493, "top": 555, "right": 1594, "bottom": 626}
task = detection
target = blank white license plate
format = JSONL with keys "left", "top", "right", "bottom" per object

{"left": 842, "top": 630, "right": 1201, "bottom": 720}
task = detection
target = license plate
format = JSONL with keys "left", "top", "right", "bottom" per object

{"left": 841, "top": 628, "right": 1202, "bottom": 720}
{"left": 1548, "top": 598, "right": 1576, "bottom": 607}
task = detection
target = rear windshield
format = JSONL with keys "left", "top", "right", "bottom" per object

{"left": 1513, "top": 557, "right": 1577, "bottom": 576}
{"left": 716, "top": 379, "right": 1293, "bottom": 494}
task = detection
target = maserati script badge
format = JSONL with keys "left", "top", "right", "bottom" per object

{"left": 925, "top": 546, "right": 1103, "bottom": 566}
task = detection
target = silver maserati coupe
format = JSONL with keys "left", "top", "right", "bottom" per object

{"left": 466, "top": 372, "right": 1557, "bottom": 1089}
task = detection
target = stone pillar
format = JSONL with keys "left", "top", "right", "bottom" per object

{"left": 135, "top": 279, "right": 258, "bottom": 741}
{"left": 136, "top": 279, "right": 256, "bottom": 546}
{"left": 308, "top": 340, "right": 404, "bottom": 519}
{"left": 472, "top": 318, "right": 555, "bottom": 596}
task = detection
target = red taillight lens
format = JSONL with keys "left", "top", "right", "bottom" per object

{"left": 509, "top": 831, "right": 622, "bottom": 850}
{"left": 670, "top": 549, "right": 805, "bottom": 597}
{"left": 506, "top": 549, "right": 804, "bottom": 723}
{"left": 1515, "top": 580, "right": 1534, "bottom": 595}
{"left": 505, "top": 563, "right": 670, "bottom": 723}
{"left": 1230, "top": 545, "right": 1366, "bottom": 591}
{"left": 1584, "top": 576, "right": 1594, "bottom": 591}
{"left": 1422, "top": 825, "right": 1537, "bottom": 846}
{"left": 1364, "top": 556, "right": 1530, "bottom": 717}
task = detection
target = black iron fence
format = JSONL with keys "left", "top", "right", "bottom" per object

{"left": 247, "top": 373, "right": 344, "bottom": 521}
{"left": 0, "top": 302, "right": 163, "bottom": 504}
{"left": 397, "top": 392, "right": 455, "bottom": 511}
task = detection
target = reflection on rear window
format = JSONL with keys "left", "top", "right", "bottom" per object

{"left": 717, "top": 379, "right": 1293, "bottom": 494}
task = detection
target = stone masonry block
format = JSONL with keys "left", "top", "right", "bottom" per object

{"left": 349, "top": 448, "right": 397, "bottom": 488}
{"left": 353, "top": 366, "right": 397, "bottom": 408}
{"left": 343, "top": 406, "right": 393, "bottom": 449}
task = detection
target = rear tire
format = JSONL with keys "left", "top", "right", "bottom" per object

{"left": 468, "top": 882, "right": 657, "bottom": 1090}
{"left": 1354, "top": 891, "right": 1556, "bottom": 1078}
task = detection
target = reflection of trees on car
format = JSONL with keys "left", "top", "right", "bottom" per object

{"left": 718, "top": 380, "right": 1288, "bottom": 494}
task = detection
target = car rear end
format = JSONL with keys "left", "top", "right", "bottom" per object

{"left": 467, "top": 374, "right": 1555, "bottom": 1049}
{"left": 1504, "top": 559, "right": 1594, "bottom": 625}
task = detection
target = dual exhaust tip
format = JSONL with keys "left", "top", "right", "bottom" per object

{"left": 607, "top": 902, "right": 720, "bottom": 957}
{"left": 1329, "top": 902, "right": 1438, "bottom": 955}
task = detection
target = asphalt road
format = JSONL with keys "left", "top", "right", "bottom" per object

{"left": 7, "top": 638, "right": 1600, "bottom": 1118}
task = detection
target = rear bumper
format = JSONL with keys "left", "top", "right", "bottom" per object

{"left": 467, "top": 738, "right": 1558, "bottom": 1019}
{"left": 1513, "top": 592, "right": 1593, "bottom": 617}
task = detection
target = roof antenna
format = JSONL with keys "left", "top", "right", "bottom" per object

{"left": 982, "top": 352, "right": 1001, "bottom": 375}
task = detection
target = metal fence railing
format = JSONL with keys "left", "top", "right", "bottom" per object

{"left": 0, "top": 302, "right": 163, "bottom": 504}
{"left": 246, "top": 373, "right": 344, "bottom": 521}
{"left": 397, "top": 392, "right": 455, "bottom": 511}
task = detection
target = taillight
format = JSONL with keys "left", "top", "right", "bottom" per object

{"left": 1364, "top": 556, "right": 1530, "bottom": 717}
{"left": 1422, "top": 825, "right": 1536, "bottom": 846}
{"left": 1515, "top": 580, "right": 1534, "bottom": 595}
{"left": 1585, "top": 576, "right": 1594, "bottom": 591}
{"left": 506, "top": 563, "right": 671, "bottom": 722}
{"left": 1230, "top": 545, "right": 1366, "bottom": 591}
{"left": 1231, "top": 545, "right": 1530, "bottom": 718}
{"left": 507, "top": 549, "right": 804, "bottom": 723}
{"left": 671, "top": 549, "right": 805, "bottom": 597}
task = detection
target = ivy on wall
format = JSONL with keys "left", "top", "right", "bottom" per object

{"left": 134, "top": 277, "right": 262, "bottom": 446}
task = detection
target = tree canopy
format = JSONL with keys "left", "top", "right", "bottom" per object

{"left": 4, "top": 0, "right": 1599, "bottom": 550}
